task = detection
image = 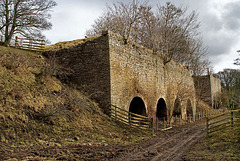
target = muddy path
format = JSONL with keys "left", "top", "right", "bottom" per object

{"left": 0, "top": 120, "right": 206, "bottom": 161}
{"left": 112, "top": 120, "right": 206, "bottom": 161}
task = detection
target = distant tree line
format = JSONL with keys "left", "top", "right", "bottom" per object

{"left": 216, "top": 69, "right": 240, "bottom": 109}
{"left": 86, "top": 0, "right": 211, "bottom": 76}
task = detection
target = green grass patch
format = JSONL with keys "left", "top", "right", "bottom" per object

{"left": 184, "top": 121, "right": 240, "bottom": 160}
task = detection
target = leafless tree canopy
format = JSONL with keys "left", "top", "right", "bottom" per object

{"left": 0, "top": 0, "right": 57, "bottom": 46}
{"left": 216, "top": 69, "right": 240, "bottom": 109}
{"left": 86, "top": 1, "right": 211, "bottom": 75}
{"left": 234, "top": 50, "right": 240, "bottom": 66}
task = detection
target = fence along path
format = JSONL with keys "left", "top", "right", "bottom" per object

{"left": 110, "top": 105, "right": 153, "bottom": 130}
{"left": 206, "top": 109, "right": 240, "bottom": 136}
{"left": 157, "top": 111, "right": 213, "bottom": 131}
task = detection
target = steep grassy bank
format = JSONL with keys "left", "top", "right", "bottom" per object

{"left": 0, "top": 46, "right": 152, "bottom": 151}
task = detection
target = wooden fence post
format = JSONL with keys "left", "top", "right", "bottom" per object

{"left": 41, "top": 40, "right": 44, "bottom": 48}
{"left": 15, "top": 36, "right": 18, "bottom": 47}
{"left": 29, "top": 39, "right": 32, "bottom": 49}
{"left": 129, "top": 113, "right": 131, "bottom": 125}
{"left": 231, "top": 111, "right": 234, "bottom": 128}
{"left": 163, "top": 117, "right": 166, "bottom": 129}
{"left": 206, "top": 117, "right": 209, "bottom": 136}
{"left": 114, "top": 105, "right": 116, "bottom": 121}
{"left": 150, "top": 117, "right": 154, "bottom": 134}
{"left": 156, "top": 118, "right": 158, "bottom": 131}
{"left": 179, "top": 116, "right": 181, "bottom": 125}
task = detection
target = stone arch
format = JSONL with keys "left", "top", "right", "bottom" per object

{"left": 186, "top": 99, "right": 193, "bottom": 116}
{"left": 156, "top": 98, "right": 167, "bottom": 120}
{"left": 173, "top": 98, "right": 182, "bottom": 117}
{"left": 129, "top": 96, "right": 147, "bottom": 116}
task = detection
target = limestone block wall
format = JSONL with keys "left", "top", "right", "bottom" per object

{"left": 210, "top": 74, "right": 222, "bottom": 108}
{"left": 193, "top": 75, "right": 221, "bottom": 108}
{"left": 193, "top": 75, "right": 211, "bottom": 106}
{"left": 108, "top": 31, "right": 196, "bottom": 120}
{"left": 45, "top": 31, "right": 197, "bottom": 120}
{"left": 44, "top": 36, "right": 111, "bottom": 112}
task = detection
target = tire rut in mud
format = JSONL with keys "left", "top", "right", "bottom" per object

{"left": 112, "top": 121, "right": 206, "bottom": 161}
{"left": 1, "top": 121, "right": 206, "bottom": 161}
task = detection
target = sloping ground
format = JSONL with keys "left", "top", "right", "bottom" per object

{"left": 1, "top": 46, "right": 237, "bottom": 161}
{"left": 44, "top": 36, "right": 100, "bottom": 51}
{"left": 0, "top": 46, "right": 152, "bottom": 160}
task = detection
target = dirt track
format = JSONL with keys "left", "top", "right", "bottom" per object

{"left": 0, "top": 120, "right": 206, "bottom": 161}
{"left": 112, "top": 120, "right": 206, "bottom": 161}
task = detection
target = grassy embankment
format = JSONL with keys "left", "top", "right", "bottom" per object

{"left": 184, "top": 115, "right": 240, "bottom": 160}
{"left": 0, "top": 46, "right": 152, "bottom": 149}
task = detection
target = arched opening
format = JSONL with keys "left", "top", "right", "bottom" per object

{"left": 129, "top": 97, "right": 147, "bottom": 116}
{"left": 156, "top": 98, "right": 167, "bottom": 120}
{"left": 187, "top": 99, "right": 193, "bottom": 115}
{"left": 173, "top": 98, "right": 181, "bottom": 117}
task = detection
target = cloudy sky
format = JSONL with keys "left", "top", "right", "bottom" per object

{"left": 43, "top": 0, "right": 240, "bottom": 73}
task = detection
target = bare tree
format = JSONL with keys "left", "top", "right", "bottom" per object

{"left": 234, "top": 50, "right": 240, "bottom": 66}
{"left": 87, "top": 1, "right": 210, "bottom": 75}
{"left": 86, "top": 0, "right": 149, "bottom": 42}
{"left": 0, "top": 0, "right": 57, "bottom": 46}
{"left": 190, "top": 50, "right": 213, "bottom": 76}
{"left": 216, "top": 69, "right": 240, "bottom": 109}
{"left": 153, "top": 2, "right": 205, "bottom": 66}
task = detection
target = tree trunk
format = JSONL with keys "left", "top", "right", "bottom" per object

{"left": 3, "top": 0, "right": 19, "bottom": 47}
{"left": 4, "top": 0, "right": 10, "bottom": 46}
{"left": 3, "top": 36, "right": 11, "bottom": 46}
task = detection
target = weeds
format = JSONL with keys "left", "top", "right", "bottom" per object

{"left": 0, "top": 46, "right": 152, "bottom": 150}
{"left": 184, "top": 121, "right": 240, "bottom": 160}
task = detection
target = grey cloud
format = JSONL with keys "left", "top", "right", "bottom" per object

{"left": 206, "top": 34, "right": 234, "bottom": 56}
{"left": 222, "top": 1, "right": 240, "bottom": 31}
{"left": 202, "top": 14, "right": 223, "bottom": 32}
{"left": 50, "top": 0, "right": 240, "bottom": 71}
{"left": 196, "top": 0, "right": 240, "bottom": 63}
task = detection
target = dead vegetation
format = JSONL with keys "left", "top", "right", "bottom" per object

{"left": 0, "top": 46, "right": 238, "bottom": 160}
{"left": 0, "top": 46, "right": 152, "bottom": 160}
{"left": 43, "top": 36, "right": 100, "bottom": 51}
{"left": 183, "top": 120, "right": 240, "bottom": 160}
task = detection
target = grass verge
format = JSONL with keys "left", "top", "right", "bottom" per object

{"left": 183, "top": 120, "right": 240, "bottom": 160}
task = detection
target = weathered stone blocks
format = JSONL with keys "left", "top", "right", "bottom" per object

{"left": 45, "top": 31, "right": 199, "bottom": 123}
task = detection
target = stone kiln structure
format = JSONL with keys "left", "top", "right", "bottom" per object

{"left": 45, "top": 31, "right": 198, "bottom": 122}
{"left": 193, "top": 74, "right": 222, "bottom": 108}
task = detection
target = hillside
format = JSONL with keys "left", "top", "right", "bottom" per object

{"left": 0, "top": 46, "right": 152, "bottom": 160}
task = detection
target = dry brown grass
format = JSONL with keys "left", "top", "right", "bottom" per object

{"left": 0, "top": 46, "right": 152, "bottom": 150}
{"left": 44, "top": 36, "right": 100, "bottom": 51}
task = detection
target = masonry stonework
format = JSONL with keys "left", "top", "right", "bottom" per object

{"left": 44, "top": 35, "right": 111, "bottom": 112}
{"left": 193, "top": 74, "right": 221, "bottom": 108}
{"left": 45, "top": 31, "right": 199, "bottom": 122}
{"left": 108, "top": 31, "right": 196, "bottom": 121}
